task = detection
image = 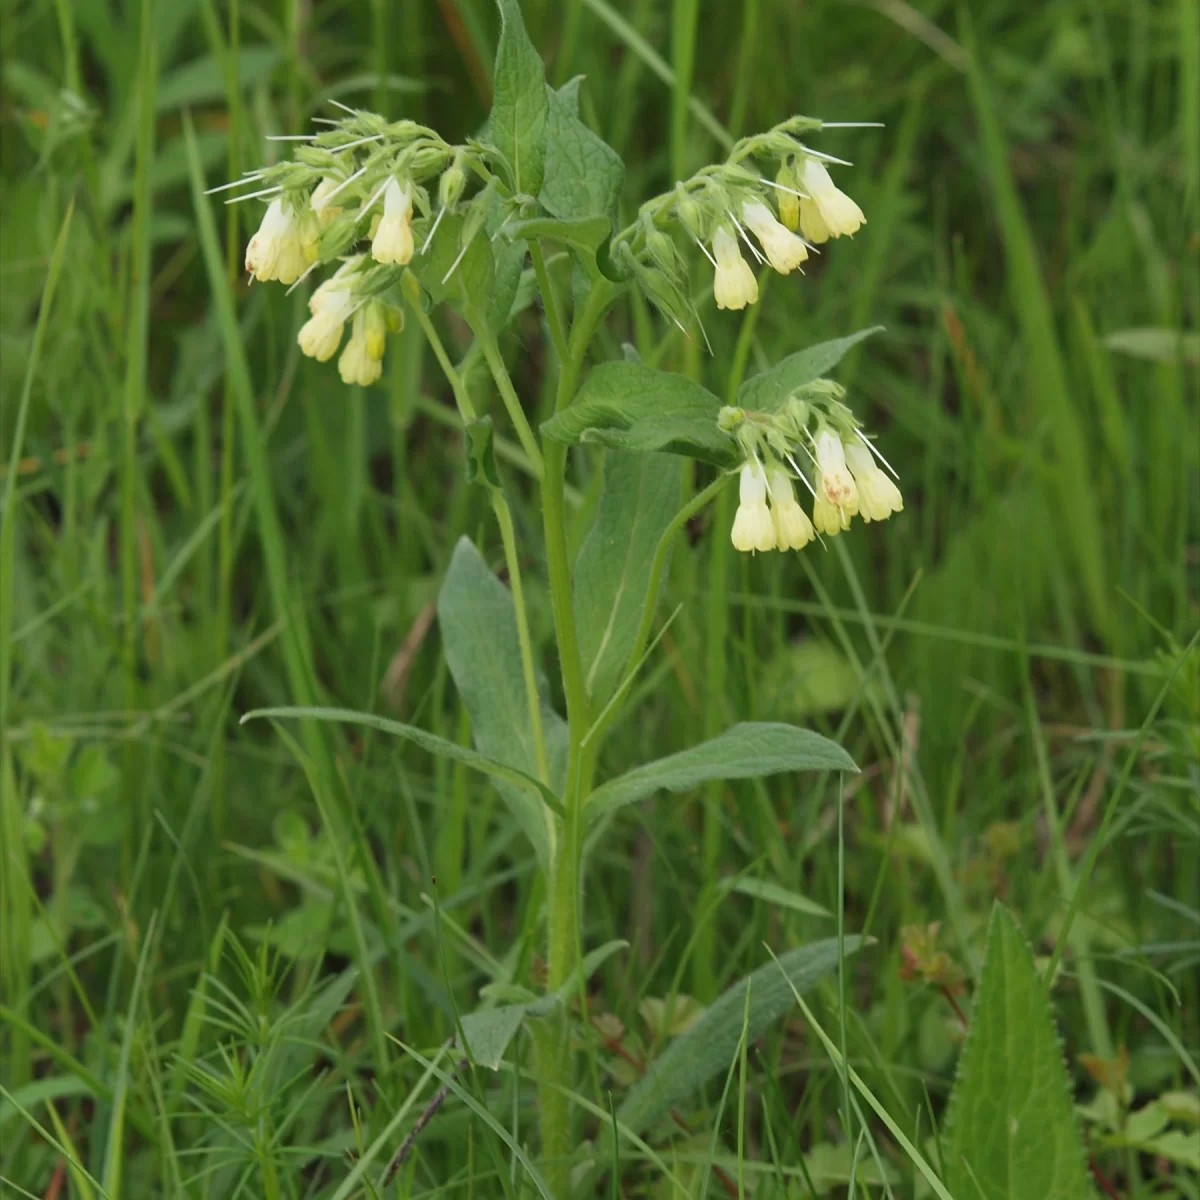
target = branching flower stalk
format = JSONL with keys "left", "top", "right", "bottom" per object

{"left": 221, "top": 7, "right": 893, "bottom": 1188}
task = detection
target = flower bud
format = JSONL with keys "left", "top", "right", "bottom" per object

{"left": 674, "top": 186, "right": 705, "bottom": 240}
{"left": 439, "top": 154, "right": 467, "bottom": 211}
{"left": 776, "top": 159, "right": 800, "bottom": 231}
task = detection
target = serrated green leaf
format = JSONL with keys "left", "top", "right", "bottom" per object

{"left": 541, "top": 361, "right": 734, "bottom": 467}
{"left": 585, "top": 723, "right": 857, "bottom": 825}
{"left": 573, "top": 451, "right": 681, "bottom": 706}
{"left": 490, "top": 0, "right": 548, "bottom": 196}
{"left": 616, "top": 938, "right": 861, "bottom": 1135}
{"left": 943, "top": 903, "right": 1095, "bottom": 1200}
{"left": 437, "top": 538, "right": 568, "bottom": 868}
{"left": 539, "top": 81, "right": 624, "bottom": 221}
{"left": 736, "top": 328, "right": 884, "bottom": 412}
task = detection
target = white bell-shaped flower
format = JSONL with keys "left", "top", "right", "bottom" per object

{"left": 371, "top": 179, "right": 415, "bottom": 266}
{"left": 711, "top": 226, "right": 759, "bottom": 311}
{"left": 245, "top": 198, "right": 318, "bottom": 285}
{"left": 767, "top": 469, "right": 815, "bottom": 550}
{"left": 798, "top": 159, "right": 865, "bottom": 243}
{"left": 730, "top": 463, "right": 776, "bottom": 552}
{"left": 742, "top": 200, "right": 808, "bottom": 275}
{"left": 845, "top": 441, "right": 903, "bottom": 523}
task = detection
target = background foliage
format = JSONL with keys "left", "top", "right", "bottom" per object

{"left": 1, "top": 0, "right": 1197, "bottom": 1195}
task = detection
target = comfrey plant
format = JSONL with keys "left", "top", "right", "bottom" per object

{"left": 222, "top": 1, "right": 898, "bottom": 1188}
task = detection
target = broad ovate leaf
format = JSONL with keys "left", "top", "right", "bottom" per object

{"left": 736, "top": 327, "right": 883, "bottom": 413}
{"left": 541, "top": 361, "right": 734, "bottom": 467}
{"left": 538, "top": 81, "right": 623, "bottom": 221}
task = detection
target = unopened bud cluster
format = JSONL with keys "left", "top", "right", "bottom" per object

{"left": 719, "top": 379, "right": 901, "bottom": 554}
{"left": 611, "top": 116, "right": 867, "bottom": 330}
{"left": 226, "top": 108, "right": 497, "bottom": 386}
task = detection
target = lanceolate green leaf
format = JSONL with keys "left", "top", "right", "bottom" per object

{"left": 489, "top": 0, "right": 548, "bottom": 196}
{"left": 437, "top": 539, "right": 568, "bottom": 868}
{"left": 541, "top": 361, "right": 734, "bottom": 467}
{"left": 574, "top": 451, "right": 681, "bottom": 706}
{"left": 736, "top": 327, "right": 884, "bottom": 413}
{"left": 586, "top": 722, "right": 857, "bottom": 824}
{"left": 538, "top": 82, "right": 624, "bottom": 221}
{"left": 943, "top": 903, "right": 1094, "bottom": 1200}
{"left": 616, "top": 938, "right": 861, "bottom": 1135}
{"left": 239, "top": 706, "right": 558, "bottom": 813}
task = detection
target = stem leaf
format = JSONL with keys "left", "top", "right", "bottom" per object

{"left": 542, "top": 361, "right": 734, "bottom": 466}
{"left": 735, "top": 327, "right": 884, "bottom": 412}
{"left": 586, "top": 721, "right": 857, "bottom": 824}
{"left": 615, "top": 937, "right": 862, "bottom": 1136}
{"left": 489, "top": 0, "right": 549, "bottom": 196}
{"left": 574, "top": 451, "right": 681, "bottom": 707}
{"left": 437, "top": 538, "right": 569, "bottom": 868}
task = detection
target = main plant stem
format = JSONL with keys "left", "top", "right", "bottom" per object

{"left": 535, "top": 277, "right": 613, "bottom": 1192}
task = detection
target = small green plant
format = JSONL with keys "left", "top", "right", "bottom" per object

{"left": 219, "top": 0, "right": 899, "bottom": 1187}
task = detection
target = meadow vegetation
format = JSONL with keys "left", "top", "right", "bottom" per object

{"left": 1, "top": 0, "right": 1197, "bottom": 1196}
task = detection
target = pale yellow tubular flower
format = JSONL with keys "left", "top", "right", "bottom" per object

{"left": 845, "top": 441, "right": 903, "bottom": 522}
{"left": 742, "top": 200, "right": 808, "bottom": 275}
{"left": 310, "top": 176, "right": 344, "bottom": 226}
{"left": 812, "top": 493, "right": 852, "bottom": 536}
{"left": 297, "top": 283, "right": 356, "bottom": 362}
{"left": 767, "top": 468, "right": 815, "bottom": 550}
{"left": 245, "top": 198, "right": 318, "bottom": 284}
{"left": 814, "top": 428, "right": 859, "bottom": 515}
{"left": 731, "top": 463, "right": 776, "bottom": 552}
{"left": 338, "top": 311, "right": 384, "bottom": 386}
{"left": 371, "top": 178, "right": 414, "bottom": 266}
{"left": 799, "top": 158, "right": 865, "bottom": 240}
{"left": 711, "top": 225, "right": 759, "bottom": 311}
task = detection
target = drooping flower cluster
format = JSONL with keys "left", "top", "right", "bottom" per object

{"left": 610, "top": 116, "right": 868, "bottom": 331}
{"left": 220, "top": 107, "right": 495, "bottom": 388}
{"left": 719, "top": 380, "right": 901, "bottom": 554}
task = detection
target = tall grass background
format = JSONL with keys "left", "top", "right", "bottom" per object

{"left": 1, "top": 0, "right": 1197, "bottom": 1195}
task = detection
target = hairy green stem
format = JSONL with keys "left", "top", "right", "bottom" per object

{"left": 406, "top": 293, "right": 550, "bottom": 792}
{"left": 471, "top": 317, "right": 545, "bottom": 478}
{"left": 534, "top": 278, "right": 614, "bottom": 1192}
{"left": 529, "top": 240, "right": 569, "bottom": 364}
